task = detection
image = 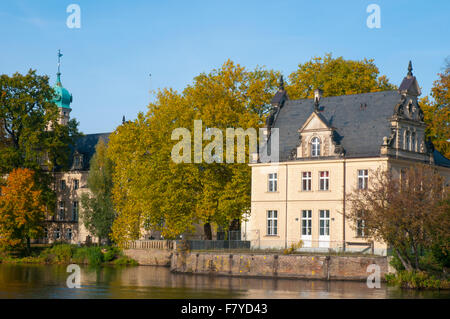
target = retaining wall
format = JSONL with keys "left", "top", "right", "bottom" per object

{"left": 170, "top": 252, "right": 391, "bottom": 281}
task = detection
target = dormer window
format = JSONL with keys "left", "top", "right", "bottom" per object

{"left": 311, "top": 137, "right": 320, "bottom": 157}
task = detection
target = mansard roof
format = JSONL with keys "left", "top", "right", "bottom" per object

{"left": 269, "top": 90, "right": 449, "bottom": 167}
{"left": 272, "top": 90, "right": 398, "bottom": 161}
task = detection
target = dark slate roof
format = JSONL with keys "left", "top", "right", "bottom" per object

{"left": 69, "top": 133, "right": 111, "bottom": 170}
{"left": 272, "top": 90, "right": 400, "bottom": 161}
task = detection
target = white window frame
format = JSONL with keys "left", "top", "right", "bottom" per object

{"left": 319, "top": 171, "right": 329, "bottom": 191}
{"left": 358, "top": 169, "right": 369, "bottom": 190}
{"left": 268, "top": 173, "right": 278, "bottom": 192}
{"left": 302, "top": 172, "right": 312, "bottom": 191}
{"left": 267, "top": 210, "right": 278, "bottom": 236}
{"left": 319, "top": 210, "right": 330, "bottom": 248}
{"left": 311, "top": 137, "right": 320, "bottom": 157}
{"left": 73, "top": 179, "right": 79, "bottom": 190}
{"left": 60, "top": 180, "right": 66, "bottom": 191}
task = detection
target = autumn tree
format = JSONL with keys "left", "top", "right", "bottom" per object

{"left": 0, "top": 168, "right": 47, "bottom": 253}
{"left": 80, "top": 138, "right": 115, "bottom": 244}
{"left": 286, "top": 53, "right": 396, "bottom": 99}
{"left": 108, "top": 61, "right": 279, "bottom": 244}
{"left": 347, "top": 164, "right": 449, "bottom": 271}
{"left": 420, "top": 58, "right": 450, "bottom": 158}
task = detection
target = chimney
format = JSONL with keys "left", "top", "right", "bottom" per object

{"left": 314, "top": 89, "right": 323, "bottom": 110}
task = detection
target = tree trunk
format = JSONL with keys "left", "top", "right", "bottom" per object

{"left": 204, "top": 223, "right": 212, "bottom": 240}
{"left": 395, "top": 247, "right": 413, "bottom": 271}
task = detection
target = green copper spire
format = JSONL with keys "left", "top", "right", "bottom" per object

{"left": 52, "top": 49, "right": 72, "bottom": 109}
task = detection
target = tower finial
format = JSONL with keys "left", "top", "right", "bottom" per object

{"left": 407, "top": 60, "right": 413, "bottom": 77}
{"left": 122, "top": 115, "right": 126, "bottom": 125}
{"left": 279, "top": 75, "right": 285, "bottom": 90}
{"left": 57, "top": 49, "right": 63, "bottom": 84}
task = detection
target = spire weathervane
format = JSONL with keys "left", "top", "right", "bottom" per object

{"left": 57, "top": 49, "right": 63, "bottom": 84}
{"left": 407, "top": 60, "right": 413, "bottom": 77}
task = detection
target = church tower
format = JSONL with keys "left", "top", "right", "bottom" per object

{"left": 52, "top": 50, "right": 73, "bottom": 125}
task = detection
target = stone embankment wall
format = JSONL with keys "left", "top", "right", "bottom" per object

{"left": 123, "top": 240, "right": 393, "bottom": 280}
{"left": 170, "top": 252, "right": 391, "bottom": 281}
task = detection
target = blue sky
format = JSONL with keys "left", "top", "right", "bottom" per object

{"left": 0, "top": 0, "right": 449, "bottom": 134}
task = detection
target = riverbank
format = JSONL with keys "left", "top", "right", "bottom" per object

{"left": 0, "top": 244, "right": 138, "bottom": 266}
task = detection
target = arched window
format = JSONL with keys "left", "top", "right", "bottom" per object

{"left": 404, "top": 131, "right": 410, "bottom": 150}
{"left": 311, "top": 137, "right": 320, "bottom": 157}
{"left": 411, "top": 132, "right": 416, "bottom": 152}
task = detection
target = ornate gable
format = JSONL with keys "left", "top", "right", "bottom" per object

{"left": 293, "top": 111, "right": 344, "bottom": 159}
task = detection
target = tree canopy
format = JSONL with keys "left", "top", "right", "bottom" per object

{"left": 286, "top": 53, "right": 396, "bottom": 99}
{"left": 420, "top": 58, "right": 450, "bottom": 158}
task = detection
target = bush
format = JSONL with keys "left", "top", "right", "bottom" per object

{"left": 86, "top": 247, "right": 104, "bottom": 266}
{"left": 283, "top": 240, "right": 304, "bottom": 255}
{"left": 103, "top": 246, "right": 121, "bottom": 262}
{"left": 41, "top": 244, "right": 74, "bottom": 263}
{"left": 113, "top": 256, "right": 138, "bottom": 266}
{"left": 386, "top": 270, "right": 450, "bottom": 290}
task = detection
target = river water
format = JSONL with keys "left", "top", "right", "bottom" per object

{"left": 0, "top": 264, "right": 448, "bottom": 299}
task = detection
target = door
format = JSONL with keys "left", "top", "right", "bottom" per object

{"left": 319, "top": 210, "right": 330, "bottom": 248}
{"left": 301, "top": 210, "right": 312, "bottom": 247}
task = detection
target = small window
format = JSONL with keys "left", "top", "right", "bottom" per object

{"left": 356, "top": 211, "right": 366, "bottom": 237}
{"left": 358, "top": 169, "right": 369, "bottom": 190}
{"left": 55, "top": 228, "right": 61, "bottom": 240}
{"left": 302, "top": 172, "right": 312, "bottom": 191}
{"left": 66, "top": 228, "right": 72, "bottom": 240}
{"left": 267, "top": 210, "right": 278, "bottom": 236}
{"left": 301, "top": 210, "right": 312, "bottom": 236}
{"left": 60, "top": 180, "right": 66, "bottom": 191}
{"left": 319, "top": 171, "right": 329, "bottom": 191}
{"left": 73, "top": 179, "right": 79, "bottom": 190}
{"left": 268, "top": 173, "right": 278, "bottom": 192}
{"left": 411, "top": 132, "right": 416, "bottom": 152}
{"left": 404, "top": 131, "right": 410, "bottom": 150}
{"left": 72, "top": 201, "right": 78, "bottom": 221}
{"left": 311, "top": 137, "right": 320, "bottom": 157}
{"left": 58, "top": 201, "right": 65, "bottom": 220}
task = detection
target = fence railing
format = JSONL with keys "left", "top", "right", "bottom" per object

{"left": 183, "top": 240, "right": 250, "bottom": 250}
{"left": 125, "top": 240, "right": 174, "bottom": 250}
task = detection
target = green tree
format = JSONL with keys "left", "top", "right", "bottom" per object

{"left": 420, "top": 58, "right": 450, "bottom": 158}
{"left": 286, "top": 53, "right": 396, "bottom": 99}
{"left": 0, "top": 70, "right": 80, "bottom": 211}
{"left": 80, "top": 138, "right": 115, "bottom": 244}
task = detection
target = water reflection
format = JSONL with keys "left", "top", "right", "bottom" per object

{"left": 0, "top": 264, "right": 448, "bottom": 299}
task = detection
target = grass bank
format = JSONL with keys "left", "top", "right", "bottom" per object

{"left": 0, "top": 244, "right": 138, "bottom": 266}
